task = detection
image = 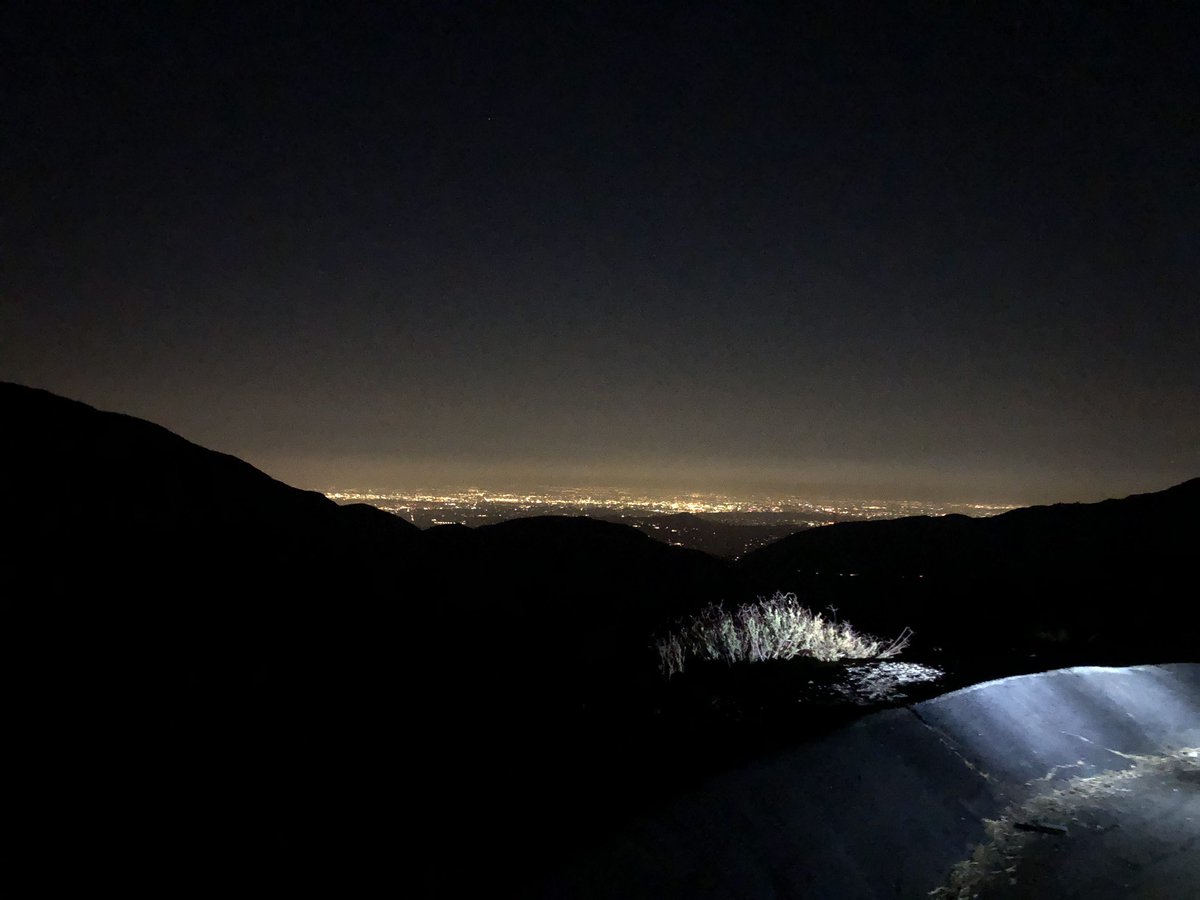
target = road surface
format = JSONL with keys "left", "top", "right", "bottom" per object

{"left": 529, "top": 663, "right": 1200, "bottom": 899}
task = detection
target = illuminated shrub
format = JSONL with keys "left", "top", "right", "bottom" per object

{"left": 654, "top": 591, "right": 911, "bottom": 678}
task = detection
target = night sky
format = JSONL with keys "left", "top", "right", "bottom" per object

{"left": 4, "top": 3, "right": 1197, "bottom": 502}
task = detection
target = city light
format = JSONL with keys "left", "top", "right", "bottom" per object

{"left": 324, "top": 487, "right": 1017, "bottom": 529}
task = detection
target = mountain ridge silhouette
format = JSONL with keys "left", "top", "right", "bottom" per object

{"left": 5, "top": 380, "right": 1197, "bottom": 894}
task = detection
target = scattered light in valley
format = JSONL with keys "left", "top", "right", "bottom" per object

{"left": 326, "top": 487, "right": 1017, "bottom": 529}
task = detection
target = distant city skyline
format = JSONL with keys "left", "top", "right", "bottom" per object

{"left": 324, "top": 484, "right": 1018, "bottom": 526}
{"left": 272, "top": 451, "right": 1187, "bottom": 507}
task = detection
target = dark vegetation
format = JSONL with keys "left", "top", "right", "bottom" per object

{"left": 4, "top": 381, "right": 1197, "bottom": 896}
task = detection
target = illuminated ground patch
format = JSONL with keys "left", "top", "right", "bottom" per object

{"left": 832, "top": 660, "right": 945, "bottom": 704}
{"left": 934, "top": 747, "right": 1200, "bottom": 899}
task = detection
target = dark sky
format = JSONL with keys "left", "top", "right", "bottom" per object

{"left": 4, "top": 3, "right": 1198, "bottom": 502}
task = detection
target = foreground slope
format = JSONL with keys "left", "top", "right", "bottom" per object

{"left": 4, "top": 382, "right": 432, "bottom": 889}
{"left": 2, "top": 382, "right": 740, "bottom": 892}
{"left": 5, "top": 381, "right": 1196, "bottom": 896}
{"left": 532, "top": 663, "right": 1200, "bottom": 899}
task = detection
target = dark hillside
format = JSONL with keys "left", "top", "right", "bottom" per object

{"left": 6, "top": 381, "right": 1196, "bottom": 895}
{"left": 2, "top": 382, "right": 741, "bottom": 893}
{"left": 738, "top": 479, "right": 1200, "bottom": 663}
{"left": 473, "top": 515, "right": 737, "bottom": 664}
{"left": 3, "top": 382, "right": 429, "bottom": 889}
{"left": 595, "top": 510, "right": 811, "bottom": 558}
{"left": 2, "top": 381, "right": 420, "bottom": 586}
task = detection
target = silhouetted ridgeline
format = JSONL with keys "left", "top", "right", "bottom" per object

{"left": 4, "top": 381, "right": 1197, "bottom": 895}
{"left": 3, "top": 381, "right": 733, "bottom": 641}
{"left": 2, "top": 382, "right": 740, "bottom": 892}
{"left": 738, "top": 476, "right": 1200, "bottom": 658}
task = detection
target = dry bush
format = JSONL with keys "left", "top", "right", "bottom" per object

{"left": 654, "top": 591, "right": 911, "bottom": 678}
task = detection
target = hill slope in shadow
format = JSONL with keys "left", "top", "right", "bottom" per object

{"left": 737, "top": 478, "right": 1200, "bottom": 665}
{"left": 2, "top": 382, "right": 741, "bottom": 892}
{"left": 5, "top": 381, "right": 1196, "bottom": 895}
